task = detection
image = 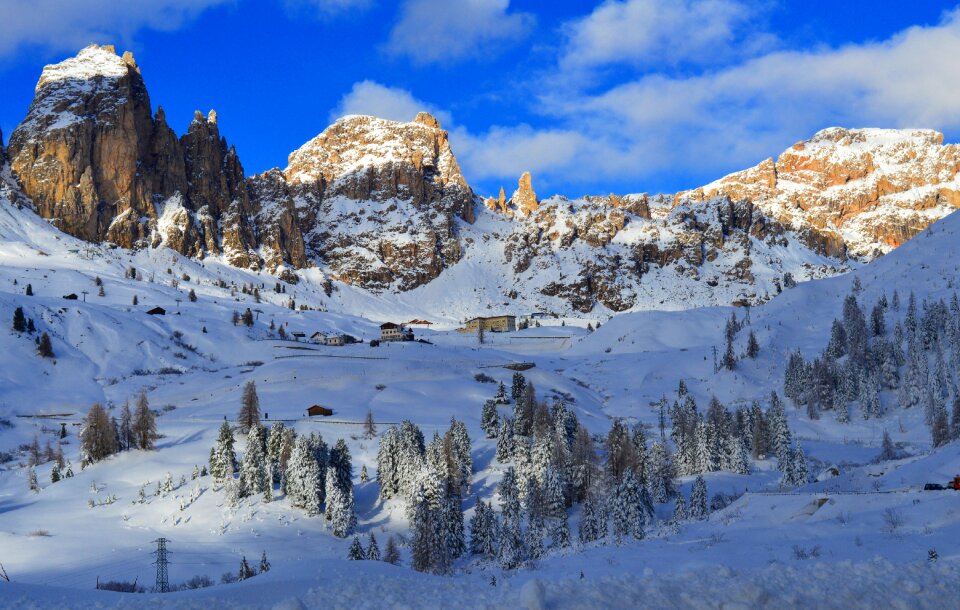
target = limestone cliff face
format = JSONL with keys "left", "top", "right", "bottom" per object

{"left": 276, "top": 113, "right": 475, "bottom": 290}
{"left": 677, "top": 128, "right": 960, "bottom": 259}
{"left": 6, "top": 45, "right": 305, "bottom": 272}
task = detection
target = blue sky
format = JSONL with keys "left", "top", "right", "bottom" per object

{"left": 1, "top": 1, "right": 960, "bottom": 198}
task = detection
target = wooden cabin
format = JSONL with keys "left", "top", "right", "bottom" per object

{"left": 306, "top": 405, "right": 334, "bottom": 417}
{"left": 146, "top": 306, "right": 166, "bottom": 315}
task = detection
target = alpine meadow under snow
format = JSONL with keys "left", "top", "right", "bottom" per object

{"left": 1, "top": 38, "right": 960, "bottom": 610}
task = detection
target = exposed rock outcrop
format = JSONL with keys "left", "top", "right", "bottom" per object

{"left": 7, "top": 45, "right": 304, "bottom": 272}
{"left": 275, "top": 113, "right": 475, "bottom": 290}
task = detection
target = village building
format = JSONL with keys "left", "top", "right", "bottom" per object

{"left": 306, "top": 405, "right": 333, "bottom": 417}
{"left": 380, "top": 322, "right": 414, "bottom": 342}
{"left": 465, "top": 315, "right": 517, "bottom": 333}
{"left": 146, "top": 306, "right": 166, "bottom": 315}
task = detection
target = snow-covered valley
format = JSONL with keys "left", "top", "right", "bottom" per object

{"left": 1, "top": 157, "right": 959, "bottom": 608}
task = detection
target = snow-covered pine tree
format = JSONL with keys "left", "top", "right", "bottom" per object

{"left": 347, "top": 537, "right": 365, "bottom": 560}
{"left": 259, "top": 551, "right": 270, "bottom": 573}
{"left": 552, "top": 510, "right": 571, "bottom": 548}
{"left": 768, "top": 394, "right": 791, "bottom": 465}
{"left": 209, "top": 421, "right": 237, "bottom": 484}
{"left": 238, "top": 380, "right": 261, "bottom": 434}
{"left": 791, "top": 443, "right": 808, "bottom": 485}
{"left": 727, "top": 435, "right": 749, "bottom": 475}
{"left": 878, "top": 429, "right": 898, "bottom": 461}
{"left": 384, "top": 535, "right": 401, "bottom": 565}
{"left": 689, "top": 475, "right": 708, "bottom": 520}
{"left": 611, "top": 470, "right": 645, "bottom": 542}
{"left": 932, "top": 408, "right": 950, "bottom": 448}
{"left": 647, "top": 441, "right": 671, "bottom": 503}
{"left": 494, "top": 381, "right": 509, "bottom": 404}
{"left": 238, "top": 556, "right": 255, "bottom": 580}
{"left": 325, "top": 469, "right": 353, "bottom": 537}
{"left": 672, "top": 492, "right": 687, "bottom": 524}
{"left": 446, "top": 417, "right": 472, "bottom": 493}
{"left": 367, "top": 533, "right": 381, "bottom": 561}
{"left": 442, "top": 493, "right": 466, "bottom": 560}
{"left": 496, "top": 417, "right": 514, "bottom": 463}
{"left": 286, "top": 436, "right": 322, "bottom": 516}
{"left": 481, "top": 400, "right": 499, "bottom": 439}
{"left": 511, "top": 372, "right": 526, "bottom": 402}
{"left": 693, "top": 421, "right": 712, "bottom": 474}
{"left": 266, "top": 422, "right": 286, "bottom": 483}
{"left": 525, "top": 510, "right": 545, "bottom": 560}
{"left": 240, "top": 424, "right": 268, "bottom": 495}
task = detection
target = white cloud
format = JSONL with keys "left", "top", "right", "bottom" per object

{"left": 331, "top": 80, "right": 452, "bottom": 125}
{"left": 0, "top": 0, "right": 231, "bottom": 59}
{"left": 385, "top": 0, "right": 533, "bottom": 65}
{"left": 560, "top": 0, "right": 767, "bottom": 71}
{"left": 283, "top": 0, "right": 372, "bottom": 18}
{"left": 458, "top": 8, "right": 960, "bottom": 194}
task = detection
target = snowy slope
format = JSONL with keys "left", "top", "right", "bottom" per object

{"left": 1, "top": 176, "right": 960, "bottom": 607}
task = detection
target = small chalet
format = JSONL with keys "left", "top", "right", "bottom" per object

{"left": 380, "top": 322, "right": 413, "bottom": 342}
{"left": 324, "top": 334, "right": 346, "bottom": 346}
{"left": 291, "top": 331, "right": 306, "bottom": 339}
{"left": 310, "top": 331, "right": 328, "bottom": 342}
{"left": 63, "top": 293, "right": 78, "bottom": 300}
{"left": 306, "top": 405, "right": 334, "bottom": 417}
{"left": 146, "top": 306, "right": 166, "bottom": 315}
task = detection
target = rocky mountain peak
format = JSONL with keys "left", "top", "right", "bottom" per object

{"left": 677, "top": 127, "right": 960, "bottom": 259}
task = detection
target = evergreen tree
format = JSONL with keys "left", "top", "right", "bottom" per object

{"left": 441, "top": 493, "right": 466, "bottom": 560}
{"left": 383, "top": 536, "right": 401, "bottom": 565}
{"left": 611, "top": 470, "right": 645, "bottom": 542}
{"left": 481, "top": 400, "right": 499, "bottom": 439}
{"left": 672, "top": 493, "right": 688, "bottom": 524}
{"left": 28, "top": 466, "right": 39, "bottom": 492}
{"left": 325, "top": 441, "right": 356, "bottom": 538}
{"left": 348, "top": 537, "right": 365, "bottom": 560}
{"left": 238, "top": 381, "right": 261, "bottom": 434}
{"left": 495, "top": 417, "right": 514, "bottom": 463}
{"left": 259, "top": 551, "right": 270, "bottom": 573}
{"left": 647, "top": 441, "right": 671, "bottom": 503}
{"left": 189, "top": 289, "right": 197, "bottom": 302}
{"left": 511, "top": 372, "right": 526, "bottom": 402}
{"left": 238, "top": 556, "right": 255, "bottom": 580}
{"left": 12, "top": 306, "right": 26, "bottom": 332}
{"left": 578, "top": 494, "right": 606, "bottom": 544}
{"left": 132, "top": 391, "right": 156, "bottom": 450}
{"left": 878, "top": 430, "right": 898, "bottom": 461}
{"left": 689, "top": 475, "right": 708, "bottom": 520}
{"left": 366, "top": 533, "right": 381, "bottom": 561}
{"left": 209, "top": 421, "right": 237, "bottom": 484}
{"left": 791, "top": 443, "right": 808, "bottom": 485}
{"left": 26, "top": 283, "right": 33, "bottom": 296}
{"left": 50, "top": 461, "right": 61, "bottom": 483}
{"left": 37, "top": 332, "right": 54, "bottom": 358}
{"left": 951, "top": 397, "right": 960, "bottom": 441}
{"left": 604, "top": 418, "right": 637, "bottom": 483}
{"left": 359, "top": 464, "right": 369, "bottom": 483}
{"left": 525, "top": 510, "right": 545, "bottom": 560}
{"left": 241, "top": 424, "right": 268, "bottom": 495}
{"left": 746, "top": 330, "right": 760, "bottom": 359}
{"left": 552, "top": 511, "right": 571, "bottom": 548}
{"left": 494, "top": 381, "right": 509, "bottom": 404}
{"left": 266, "top": 422, "right": 287, "bottom": 484}
{"left": 932, "top": 409, "right": 950, "bottom": 448}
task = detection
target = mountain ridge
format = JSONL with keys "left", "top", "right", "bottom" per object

{"left": 3, "top": 45, "right": 960, "bottom": 315}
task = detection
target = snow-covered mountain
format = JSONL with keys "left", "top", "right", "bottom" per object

{"left": 5, "top": 45, "right": 960, "bottom": 319}
{"left": 1, "top": 151, "right": 959, "bottom": 608}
